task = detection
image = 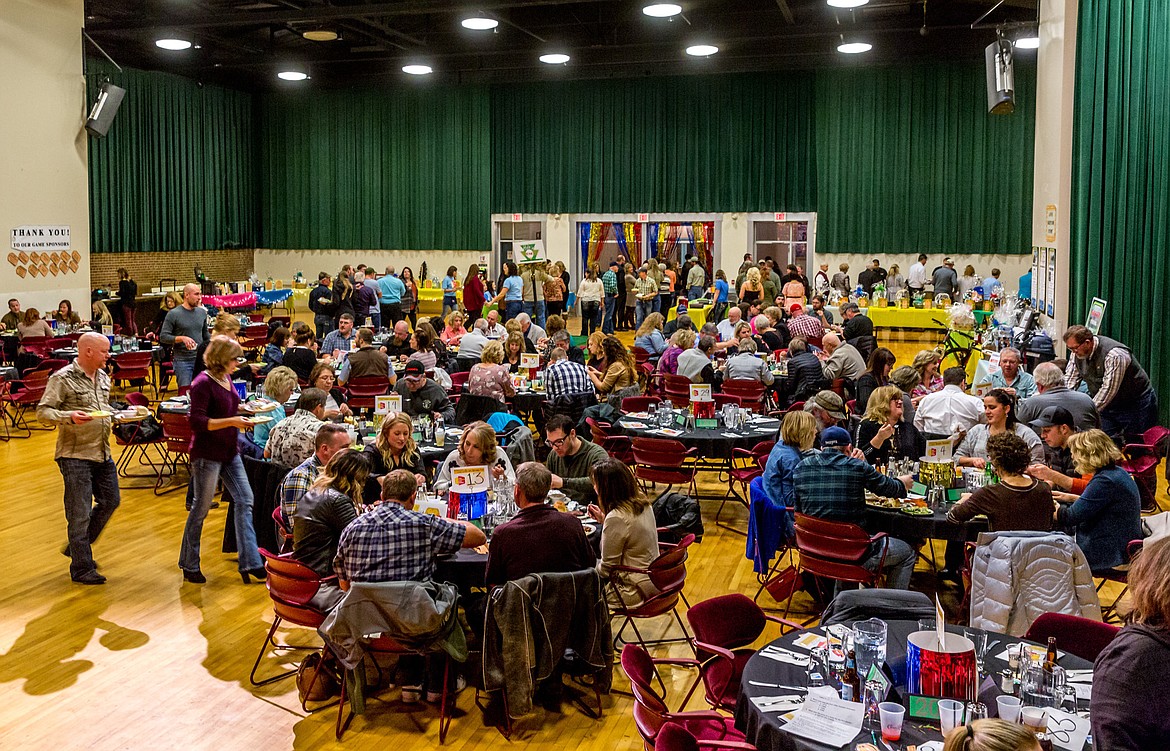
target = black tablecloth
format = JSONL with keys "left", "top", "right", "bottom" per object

{"left": 615, "top": 413, "right": 781, "bottom": 459}
{"left": 863, "top": 504, "right": 989, "bottom": 542}
{"left": 735, "top": 619, "right": 1092, "bottom": 751}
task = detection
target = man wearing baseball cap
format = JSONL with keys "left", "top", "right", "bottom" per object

{"left": 393, "top": 360, "right": 455, "bottom": 423}
{"left": 793, "top": 426, "right": 918, "bottom": 590}
{"left": 803, "top": 390, "right": 847, "bottom": 436}
{"left": 1026, "top": 406, "right": 1090, "bottom": 494}
{"left": 786, "top": 302, "right": 824, "bottom": 340}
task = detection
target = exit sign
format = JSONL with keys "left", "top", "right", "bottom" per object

{"left": 637, "top": 213, "right": 649, "bottom": 222}
{"left": 511, "top": 213, "right": 522, "bottom": 222}
{"left": 774, "top": 212, "right": 787, "bottom": 221}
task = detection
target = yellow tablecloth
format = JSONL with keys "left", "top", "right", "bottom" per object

{"left": 667, "top": 304, "right": 713, "bottom": 330}
{"left": 416, "top": 287, "right": 444, "bottom": 316}
{"left": 862, "top": 306, "right": 993, "bottom": 330}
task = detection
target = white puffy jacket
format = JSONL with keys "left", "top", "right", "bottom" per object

{"left": 968, "top": 530, "right": 1101, "bottom": 636}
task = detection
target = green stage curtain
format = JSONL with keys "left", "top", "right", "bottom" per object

{"left": 258, "top": 87, "right": 490, "bottom": 250}
{"left": 87, "top": 65, "right": 256, "bottom": 253}
{"left": 1072, "top": 0, "right": 1170, "bottom": 420}
{"left": 489, "top": 73, "right": 818, "bottom": 214}
{"left": 815, "top": 63, "right": 1035, "bottom": 255}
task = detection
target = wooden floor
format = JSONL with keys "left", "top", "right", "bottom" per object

{"left": 0, "top": 327, "right": 1156, "bottom": 749}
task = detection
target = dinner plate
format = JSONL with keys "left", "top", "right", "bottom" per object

{"left": 87, "top": 410, "right": 113, "bottom": 418}
{"left": 245, "top": 400, "right": 279, "bottom": 412}
{"left": 245, "top": 415, "right": 274, "bottom": 425}
{"left": 899, "top": 505, "right": 933, "bottom": 516}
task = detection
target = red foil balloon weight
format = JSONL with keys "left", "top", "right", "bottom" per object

{"left": 905, "top": 632, "right": 978, "bottom": 702}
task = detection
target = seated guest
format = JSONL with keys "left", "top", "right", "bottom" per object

{"left": 732, "top": 321, "right": 757, "bottom": 351}
{"left": 587, "top": 458, "right": 659, "bottom": 607}
{"left": 1016, "top": 362, "right": 1100, "bottom": 431}
{"left": 914, "top": 366, "right": 985, "bottom": 439}
{"left": 722, "top": 338, "right": 774, "bottom": 385}
{"left": 545, "top": 414, "right": 609, "bottom": 504}
{"left": 503, "top": 331, "right": 527, "bottom": 372}
{"left": 382, "top": 320, "right": 415, "bottom": 361}
{"left": 418, "top": 321, "right": 449, "bottom": 370}
{"left": 676, "top": 334, "right": 718, "bottom": 385}
{"left": 763, "top": 411, "right": 818, "bottom": 526}
{"left": 856, "top": 386, "right": 924, "bottom": 467}
{"left": 585, "top": 331, "right": 607, "bottom": 370}
{"left": 516, "top": 312, "right": 546, "bottom": 346}
{"left": 956, "top": 389, "right": 1044, "bottom": 467}
{"left": 434, "top": 421, "right": 516, "bottom": 494}
{"left": 456, "top": 318, "right": 490, "bottom": 362}
{"left": 804, "top": 389, "right": 848, "bottom": 434}
{"left": 309, "top": 361, "right": 351, "bottom": 419}
{"left": 588, "top": 336, "right": 640, "bottom": 397}
{"left": 262, "top": 326, "right": 288, "bottom": 375}
{"left": 754, "top": 312, "right": 787, "bottom": 352}
{"left": 278, "top": 423, "right": 351, "bottom": 522}
{"left": 704, "top": 321, "right": 738, "bottom": 353}
{"left": 634, "top": 313, "right": 668, "bottom": 358}
{"left": 544, "top": 347, "right": 594, "bottom": 404}
{"left": 394, "top": 360, "right": 456, "bottom": 422}
{"left": 794, "top": 426, "right": 916, "bottom": 589}
{"left": 818, "top": 332, "right": 866, "bottom": 382}
{"left": 544, "top": 314, "right": 567, "bottom": 342}
{"left": 469, "top": 341, "right": 516, "bottom": 403}
{"left": 409, "top": 326, "right": 438, "bottom": 371}
{"left": 809, "top": 296, "right": 835, "bottom": 327}
{"left": 90, "top": 300, "right": 114, "bottom": 328}
{"left": 292, "top": 450, "right": 370, "bottom": 609}
{"left": 334, "top": 469, "right": 485, "bottom": 703}
{"left": 888, "top": 365, "right": 922, "bottom": 426}
{"left": 53, "top": 299, "right": 82, "bottom": 328}
{"left": 942, "top": 719, "right": 1043, "bottom": 751}
{"left": 2, "top": 298, "right": 21, "bottom": 331}
{"left": 657, "top": 329, "right": 695, "bottom": 376}
{"left": 1091, "top": 536, "right": 1170, "bottom": 751}
{"left": 503, "top": 319, "right": 535, "bottom": 353}
{"left": 320, "top": 313, "right": 356, "bottom": 358}
{"left": 910, "top": 349, "right": 944, "bottom": 402}
{"left": 716, "top": 306, "right": 742, "bottom": 342}
{"left": 661, "top": 312, "right": 693, "bottom": 340}
{"left": 17, "top": 307, "right": 52, "bottom": 341}
{"left": 253, "top": 366, "right": 297, "bottom": 449}
{"left": 856, "top": 347, "right": 896, "bottom": 410}
{"left": 441, "top": 311, "right": 468, "bottom": 348}
{"left": 362, "top": 412, "right": 426, "bottom": 497}
{"left": 485, "top": 462, "right": 596, "bottom": 587}
{"left": 948, "top": 433, "right": 1054, "bottom": 531}
{"left": 785, "top": 337, "right": 826, "bottom": 404}
{"left": 1055, "top": 429, "right": 1143, "bottom": 573}
{"left": 549, "top": 329, "right": 586, "bottom": 365}
{"left": 483, "top": 309, "right": 506, "bottom": 339}
{"left": 339, "top": 327, "right": 393, "bottom": 387}
{"left": 1024, "top": 406, "right": 1083, "bottom": 485}
{"left": 989, "top": 347, "right": 1037, "bottom": 399}
{"left": 265, "top": 388, "right": 328, "bottom": 468}
{"left": 282, "top": 327, "right": 319, "bottom": 383}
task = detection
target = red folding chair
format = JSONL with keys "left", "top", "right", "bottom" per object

{"left": 114, "top": 392, "right": 167, "bottom": 479}
{"left": 663, "top": 375, "right": 692, "bottom": 408}
{"left": 654, "top": 721, "right": 757, "bottom": 751}
{"left": 784, "top": 513, "right": 888, "bottom": 622}
{"left": 155, "top": 411, "right": 193, "bottom": 494}
{"left": 344, "top": 375, "right": 390, "bottom": 414}
{"left": 587, "top": 417, "right": 633, "bottom": 463}
{"left": 1023, "top": 613, "right": 1120, "bottom": 663}
{"left": 622, "top": 396, "right": 662, "bottom": 413}
{"left": 111, "top": 351, "right": 154, "bottom": 395}
{"left": 721, "top": 379, "right": 767, "bottom": 414}
{"left": 1118, "top": 426, "right": 1170, "bottom": 512}
{"left": 631, "top": 437, "right": 697, "bottom": 497}
{"left": 632, "top": 346, "right": 652, "bottom": 365}
{"left": 716, "top": 440, "right": 775, "bottom": 534}
{"left": 447, "top": 371, "right": 470, "bottom": 405}
{"left": 272, "top": 506, "right": 293, "bottom": 553}
{"left": 610, "top": 535, "right": 696, "bottom": 660}
{"left": 5, "top": 370, "right": 51, "bottom": 436}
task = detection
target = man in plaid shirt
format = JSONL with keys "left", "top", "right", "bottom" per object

{"left": 276, "top": 424, "right": 352, "bottom": 527}
{"left": 601, "top": 260, "right": 620, "bottom": 335}
{"left": 544, "top": 348, "right": 595, "bottom": 402}
{"left": 785, "top": 303, "right": 825, "bottom": 340}
{"left": 333, "top": 470, "right": 485, "bottom": 702}
{"left": 793, "top": 426, "right": 918, "bottom": 589}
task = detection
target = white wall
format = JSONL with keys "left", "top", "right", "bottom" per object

{"left": 0, "top": 0, "right": 90, "bottom": 316}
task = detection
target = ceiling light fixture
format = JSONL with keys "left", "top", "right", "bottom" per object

{"left": 155, "top": 38, "right": 193, "bottom": 51}
{"left": 461, "top": 16, "right": 499, "bottom": 30}
{"left": 539, "top": 53, "right": 571, "bottom": 65}
{"left": 277, "top": 71, "right": 309, "bottom": 81}
{"left": 643, "top": 3, "right": 682, "bottom": 18}
{"left": 836, "top": 36, "right": 872, "bottom": 54}
{"left": 826, "top": 0, "right": 870, "bottom": 8}
{"left": 1015, "top": 33, "right": 1040, "bottom": 49}
{"left": 402, "top": 64, "right": 433, "bottom": 75}
{"left": 685, "top": 44, "right": 718, "bottom": 57}
{"left": 302, "top": 29, "right": 339, "bottom": 42}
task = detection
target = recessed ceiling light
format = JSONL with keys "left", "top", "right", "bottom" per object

{"left": 643, "top": 3, "right": 682, "bottom": 18}
{"left": 827, "top": 0, "right": 869, "bottom": 8}
{"left": 685, "top": 44, "right": 718, "bottom": 57}
{"left": 836, "top": 40, "right": 872, "bottom": 54}
{"left": 1015, "top": 35, "right": 1040, "bottom": 49}
{"left": 302, "top": 29, "right": 339, "bottom": 42}
{"left": 539, "top": 53, "right": 571, "bottom": 65}
{"left": 155, "top": 38, "right": 192, "bottom": 51}
{"left": 461, "top": 16, "right": 499, "bottom": 30}
{"left": 402, "top": 64, "right": 433, "bottom": 75}
{"left": 277, "top": 71, "right": 309, "bottom": 81}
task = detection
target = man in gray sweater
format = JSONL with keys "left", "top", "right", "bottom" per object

{"left": 160, "top": 283, "right": 208, "bottom": 388}
{"left": 544, "top": 415, "right": 609, "bottom": 505}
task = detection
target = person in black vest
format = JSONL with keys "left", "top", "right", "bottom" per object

{"left": 1062, "top": 324, "right": 1158, "bottom": 439}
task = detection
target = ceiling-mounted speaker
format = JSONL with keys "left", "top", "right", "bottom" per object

{"left": 985, "top": 39, "right": 1015, "bottom": 115}
{"left": 85, "top": 82, "right": 126, "bottom": 137}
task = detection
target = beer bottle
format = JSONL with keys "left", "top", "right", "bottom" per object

{"left": 842, "top": 649, "right": 862, "bottom": 702}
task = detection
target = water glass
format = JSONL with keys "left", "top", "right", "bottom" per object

{"left": 917, "top": 618, "right": 937, "bottom": 633}
{"left": 939, "top": 699, "right": 965, "bottom": 736}
{"left": 965, "top": 702, "right": 988, "bottom": 721}
{"left": 1057, "top": 685, "right": 1078, "bottom": 714}
{"left": 862, "top": 679, "right": 884, "bottom": 729}
{"left": 1021, "top": 663, "right": 1066, "bottom": 708}
{"left": 996, "top": 695, "right": 1022, "bottom": 723}
{"left": 964, "top": 629, "right": 989, "bottom": 674}
{"left": 1020, "top": 706, "right": 1047, "bottom": 732}
{"left": 878, "top": 702, "right": 905, "bottom": 742}
{"left": 853, "top": 619, "right": 888, "bottom": 679}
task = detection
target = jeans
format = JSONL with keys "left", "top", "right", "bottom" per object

{"left": 522, "top": 300, "right": 546, "bottom": 328}
{"left": 653, "top": 295, "right": 663, "bottom": 314}
{"left": 864, "top": 537, "right": 917, "bottom": 590}
{"left": 1101, "top": 388, "right": 1159, "bottom": 441}
{"left": 443, "top": 296, "right": 458, "bottom": 318}
{"left": 635, "top": 300, "right": 653, "bottom": 328}
{"left": 710, "top": 302, "right": 727, "bottom": 324}
{"left": 58, "top": 458, "right": 121, "bottom": 577}
{"left": 173, "top": 356, "right": 196, "bottom": 389}
{"left": 688, "top": 286, "right": 704, "bottom": 300}
{"left": 314, "top": 314, "right": 334, "bottom": 340}
{"left": 179, "top": 455, "right": 261, "bottom": 573}
{"left": 580, "top": 301, "right": 601, "bottom": 336}
{"left": 504, "top": 300, "right": 523, "bottom": 322}
{"left": 602, "top": 295, "right": 617, "bottom": 334}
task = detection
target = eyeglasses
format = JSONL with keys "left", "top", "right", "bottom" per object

{"left": 545, "top": 436, "right": 567, "bottom": 449}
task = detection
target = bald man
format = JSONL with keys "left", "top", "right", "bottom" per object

{"left": 160, "top": 283, "right": 208, "bottom": 387}
{"left": 819, "top": 332, "right": 866, "bottom": 382}
{"left": 37, "top": 333, "right": 122, "bottom": 584}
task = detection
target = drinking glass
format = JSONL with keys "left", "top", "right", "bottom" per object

{"left": 965, "top": 702, "right": 988, "bottom": 721}
{"left": 917, "top": 618, "right": 937, "bottom": 633}
{"left": 878, "top": 702, "right": 905, "bottom": 742}
{"left": 939, "top": 699, "right": 965, "bottom": 736}
{"left": 1020, "top": 706, "right": 1048, "bottom": 733}
{"left": 862, "top": 680, "right": 884, "bottom": 729}
{"left": 1057, "top": 685, "right": 1078, "bottom": 714}
{"left": 997, "top": 695, "right": 1022, "bottom": 723}
{"left": 852, "top": 619, "right": 888, "bottom": 680}
{"left": 964, "top": 629, "right": 990, "bottom": 675}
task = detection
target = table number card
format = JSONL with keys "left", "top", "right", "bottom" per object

{"left": 451, "top": 465, "right": 490, "bottom": 493}
{"left": 510, "top": 374, "right": 527, "bottom": 390}
{"left": 375, "top": 395, "right": 402, "bottom": 415}
{"left": 520, "top": 353, "right": 540, "bottom": 369}
{"left": 925, "top": 439, "right": 953, "bottom": 462}
{"left": 689, "top": 384, "right": 713, "bottom": 402}
{"left": 102, "top": 325, "right": 114, "bottom": 336}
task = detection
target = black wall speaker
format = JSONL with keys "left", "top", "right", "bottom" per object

{"left": 985, "top": 40, "right": 1015, "bottom": 115}
{"left": 85, "top": 82, "right": 126, "bottom": 137}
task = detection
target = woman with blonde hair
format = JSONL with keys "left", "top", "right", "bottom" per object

{"left": 831, "top": 263, "right": 851, "bottom": 298}
{"left": 760, "top": 410, "right": 819, "bottom": 554}
{"left": 253, "top": 365, "right": 298, "bottom": 448}
{"left": 885, "top": 263, "right": 905, "bottom": 302}
{"left": 362, "top": 412, "right": 425, "bottom": 496}
{"left": 90, "top": 300, "right": 114, "bottom": 328}
{"left": 503, "top": 330, "right": 526, "bottom": 372}
{"left": 942, "top": 719, "right": 1040, "bottom": 751}
{"left": 587, "top": 457, "right": 659, "bottom": 607}
{"left": 149, "top": 291, "right": 182, "bottom": 339}
{"left": 179, "top": 335, "right": 263, "bottom": 584}
{"left": 469, "top": 340, "right": 515, "bottom": 403}
{"left": 738, "top": 267, "right": 763, "bottom": 305}
{"left": 634, "top": 312, "right": 668, "bottom": 358}
{"left": 441, "top": 311, "right": 468, "bottom": 348}
{"left": 193, "top": 311, "right": 245, "bottom": 381}
{"left": 434, "top": 420, "right": 516, "bottom": 494}
{"left": 292, "top": 450, "right": 371, "bottom": 608}
{"left": 959, "top": 264, "right": 982, "bottom": 299}
{"left": 1056, "top": 428, "right": 1143, "bottom": 573}
{"left": 910, "top": 349, "right": 943, "bottom": 401}
{"left": 586, "top": 330, "right": 608, "bottom": 370}
{"left": 856, "top": 385, "right": 924, "bottom": 466}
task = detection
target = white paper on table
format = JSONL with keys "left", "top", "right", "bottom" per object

{"left": 621, "top": 421, "right": 647, "bottom": 429}
{"left": 825, "top": 624, "right": 851, "bottom": 643}
{"left": 792, "top": 632, "right": 828, "bottom": 651}
{"left": 779, "top": 688, "right": 865, "bottom": 748}
{"left": 1044, "top": 708, "right": 1091, "bottom": 751}
{"left": 721, "top": 432, "right": 741, "bottom": 438}
{"left": 993, "top": 643, "right": 1067, "bottom": 663}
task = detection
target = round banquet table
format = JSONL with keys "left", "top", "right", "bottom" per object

{"left": 863, "top": 503, "right": 989, "bottom": 542}
{"left": 615, "top": 410, "right": 781, "bottom": 460}
{"left": 735, "top": 619, "right": 1093, "bottom": 751}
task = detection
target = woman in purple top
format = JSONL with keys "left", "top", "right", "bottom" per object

{"left": 657, "top": 329, "right": 695, "bottom": 377}
{"left": 178, "top": 336, "right": 265, "bottom": 584}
